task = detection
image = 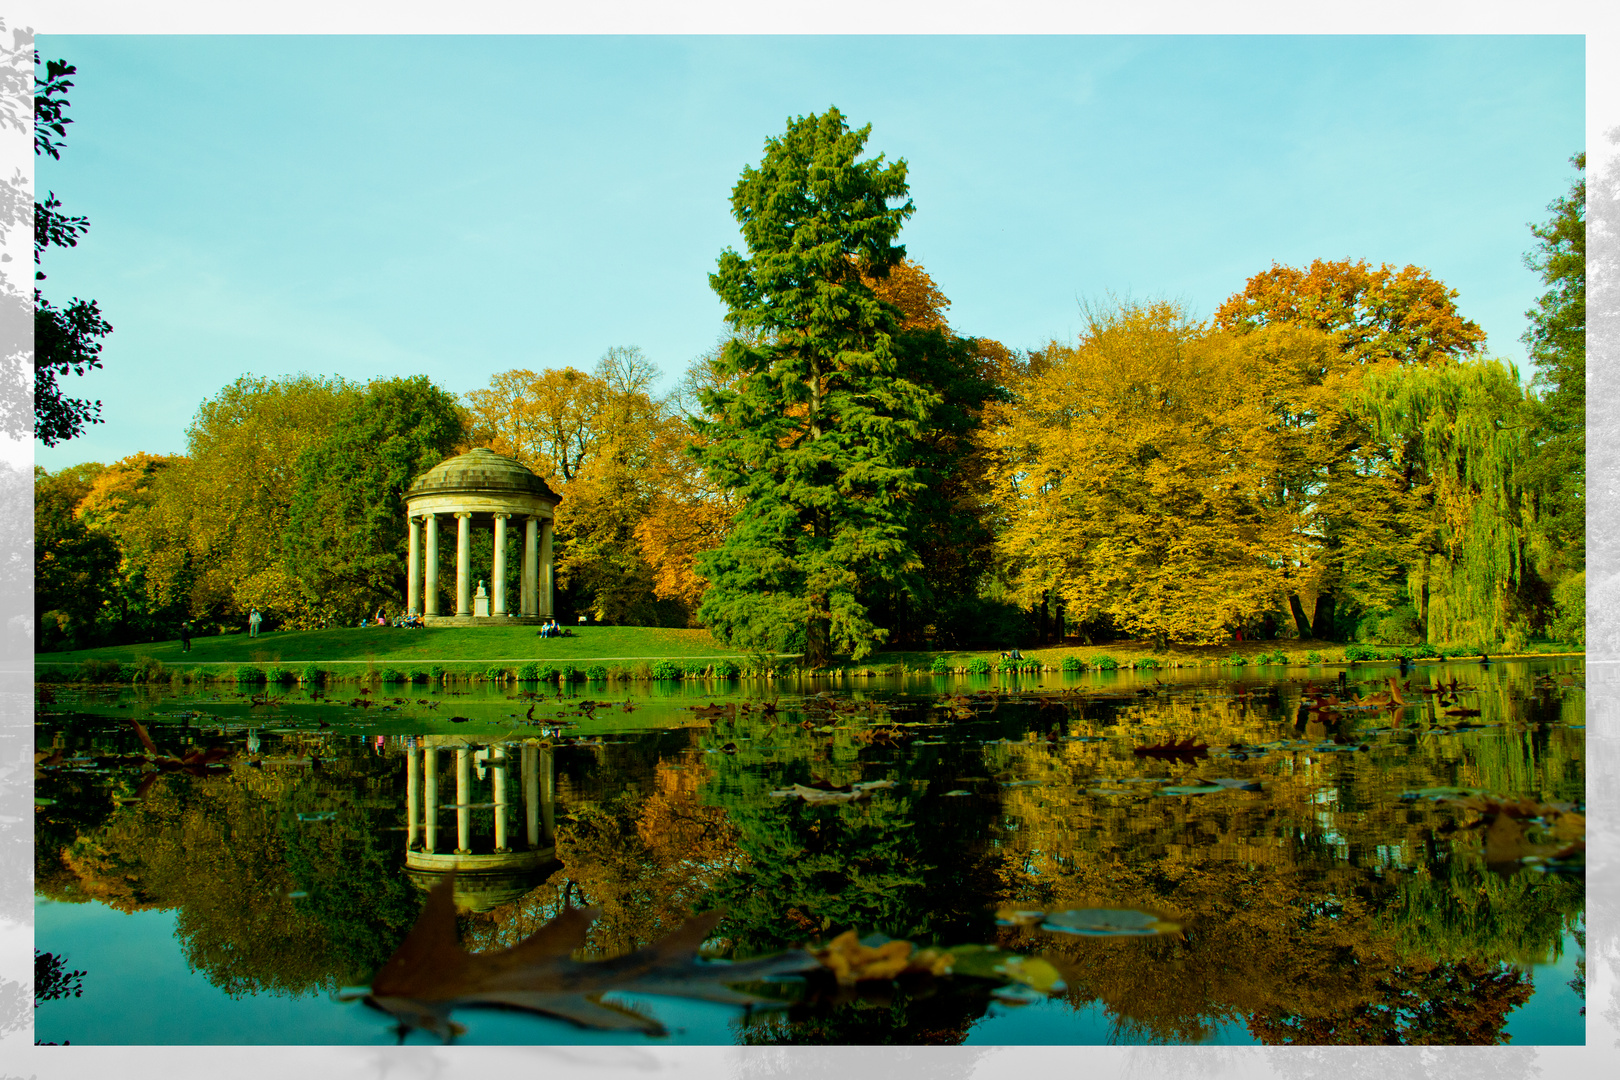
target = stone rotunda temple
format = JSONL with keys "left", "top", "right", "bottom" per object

{"left": 403, "top": 448, "right": 561, "bottom": 625}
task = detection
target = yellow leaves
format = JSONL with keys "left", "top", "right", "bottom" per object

{"left": 814, "top": 931, "right": 929, "bottom": 984}
{"left": 809, "top": 932, "right": 1070, "bottom": 1004}
{"left": 75, "top": 452, "right": 182, "bottom": 531}
{"left": 858, "top": 258, "right": 951, "bottom": 332}
{"left": 985, "top": 301, "right": 1301, "bottom": 643}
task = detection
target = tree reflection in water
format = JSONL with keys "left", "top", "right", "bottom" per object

{"left": 33, "top": 663, "right": 1584, "bottom": 1043}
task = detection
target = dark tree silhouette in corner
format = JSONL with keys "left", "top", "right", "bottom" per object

{"left": 34, "top": 53, "right": 111, "bottom": 447}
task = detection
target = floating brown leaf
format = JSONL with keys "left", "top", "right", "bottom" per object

{"left": 1445, "top": 794, "right": 1586, "bottom": 866}
{"left": 1132, "top": 738, "right": 1208, "bottom": 762}
{"left": 361, "top": 875, "right": 818, "bottom": 1041}
{"left": 127, "top": 718, "right": 231, "bottom": 776}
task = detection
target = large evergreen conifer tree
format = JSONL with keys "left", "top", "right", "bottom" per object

{"left": 693, "top": 108, "right": 932, "bottom": 666}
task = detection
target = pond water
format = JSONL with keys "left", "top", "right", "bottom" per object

{"left": 32, "top": 660, "right": 1586, "bottom": 1045}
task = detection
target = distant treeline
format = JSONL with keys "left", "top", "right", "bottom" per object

{"left": 34, "top": 113, "right": 1585, "bottom": 659}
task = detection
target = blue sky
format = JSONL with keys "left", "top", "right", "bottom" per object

{"left": 32, "top": 34, "right": 1585, "bottom": 471}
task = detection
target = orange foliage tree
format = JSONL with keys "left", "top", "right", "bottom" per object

{"left": 1211, "top": 258, "right": 1487, "bottom": 640}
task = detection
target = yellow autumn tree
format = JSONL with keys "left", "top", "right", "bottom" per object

{"left": 985, "top": 301, "right": 1296, "bottom": 646}
{"left": 465, "top": 347, "right": 695, "bottom": 624}
{"left": 1213, "top": 258, "right": 1488, "bottom": 639}
{"left": 632, "top": 343, "right": 742, "bottom": 618}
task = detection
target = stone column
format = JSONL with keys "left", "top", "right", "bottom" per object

{"left": 406, "top": 516, "right": 422, "bottom": 616}
{"left": 455, "top": 512, "right": 472, "bottom": 617}
{"left": 492, "top": 744, "right": 509, "bottom": 853}
{"left": 540, "top": 745, "right": 555, "bottom": 845}
{"left": 424, "top": 515, "right": 440, "bottom": 617}
{"left": 455, "top": 746, "right": 471, "bottom": 854}
{"left": 405, "top": 739, "right": 420, "bottom": 851}
{"left": 539, "top": 517, "right": 554, "bottom": 618}
{"left": 522, "top": 744, "right": 539, "bottom": 849}
{"left": 423, "top": 744, "right": 439, "bottom": 852}
{"left": 522, "top": 517, "right": 539, "bottom": 616}
{"left": 492, "top": 514, "right": 509, "bottom": 616}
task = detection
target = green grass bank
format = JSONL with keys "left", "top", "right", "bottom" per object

{"left": 39, "top": 625, "right": 741, "bottom": 669}
{"left": 36, "top": 625, "right": 1582, "bottom": 684}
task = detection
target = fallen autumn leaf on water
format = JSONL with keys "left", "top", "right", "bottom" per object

{"left": 128, "top": 718, "right": 232, "bottom": 775}
{"left": 359, "top": 875, "right": 820, "bottom": 1041}
{"left": 1444, "top": 794, "right": 1586, "bottom": 868}
{"left": 1132, "top": 738, "right": 1208, "bottom": 762}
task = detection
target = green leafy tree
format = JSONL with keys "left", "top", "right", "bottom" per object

{"left": 284, "top": 375, "right": 465, "bottom": 620}
{"left": 694, "top": 107, "right": 933, "bottom": 666}
{"left": 1358, "top": 359, "right": 1543, "bottom": 647}
{"left": 141, "top": 375, "right": 360, "bottom": 629}
{"left": 857, "top": 261, "right": 1011, "bottom": 647}
{"left": 33, "top": 54, "right": 111, "bottom": 447}
{"left": 1522, "top": 154, "right": 1585, "bottom": 579}
{"left": 34, "top": 463, "right": 119, "bottom": 648}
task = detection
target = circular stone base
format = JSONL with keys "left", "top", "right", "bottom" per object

{"left": 421, "top": 614, "right": 552, "bottom": 627}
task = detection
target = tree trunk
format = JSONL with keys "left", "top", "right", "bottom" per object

{"left": 1288, "top": 593, "right": 1313, "bottom": 638}
{"left": 805, "top": 609, "right": 830, "bottom": 668}
{"left": 1417, "top": 554, "right": 1431, "bottom": 643}
{"left": 1311, "top": 591, "right": 1337, "bottom": 642}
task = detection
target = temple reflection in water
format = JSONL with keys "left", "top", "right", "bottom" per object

{"left": 402, "top": 736, "right": 559, "bottom": 911}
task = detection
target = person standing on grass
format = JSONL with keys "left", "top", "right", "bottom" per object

{"left": 180, "top": 621, "right": 191, "bottom": 653}
{"left": 249, "top": 608, "right": 262, "bottom": 638}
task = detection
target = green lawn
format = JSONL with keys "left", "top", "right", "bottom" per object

{"left": 39, "top": 625, "right": 745, "bottom": 667}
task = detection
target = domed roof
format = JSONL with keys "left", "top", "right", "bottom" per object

{"left": 406, "top": 448, "right": 561, "bottom": 503}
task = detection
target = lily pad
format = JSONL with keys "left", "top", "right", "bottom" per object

{"left": 1400, "top": 787, "right": 1480, "bottom": 801}
{"left": 768, "top": 784, "right": 868, "bottom": 804}
{"left": 944, "top": 945, "right": 1065, "bottom": 993}
{"left": 940, "top": 789, "right": 973, "bottom": 797}
{"left": 993, "top": 909, "right": 1046, "bottom": 926}
{"left": 1038, "top": 908, "right": 1181, "bottom": 936}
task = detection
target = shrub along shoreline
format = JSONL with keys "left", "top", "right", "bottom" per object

{"left": 36, "top": 632, "right": 1583, "bottom": 687}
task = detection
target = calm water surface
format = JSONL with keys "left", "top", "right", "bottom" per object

{"left": 32, "top": 660, "right": 1586, "bottom": 1045}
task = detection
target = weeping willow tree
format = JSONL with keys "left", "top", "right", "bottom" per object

{"left": 1358, "top": 360, "right": 1541, "bottom": 647}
